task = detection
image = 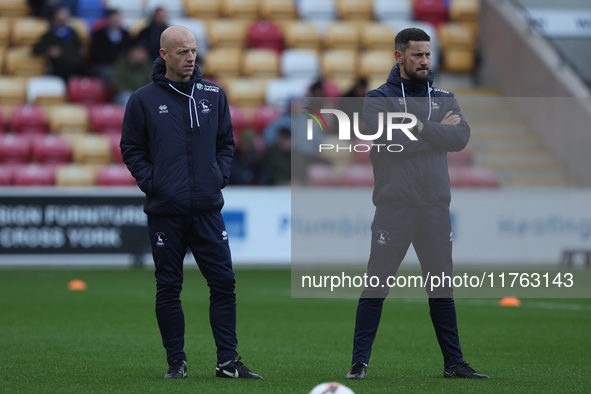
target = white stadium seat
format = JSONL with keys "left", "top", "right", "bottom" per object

{"left": 265, "top": 77, "right": 315, "bottom": 108}
{"left": 280, "top": 49, "right": 320, "bottom": 79}
{"left": 374, "top": 0, "right": 412, "bottom": 22}
{"left": 297, "top": 0, "right": 337, "bottom": 21}
{"left": 26, "top": 76, "right": 67, "bottom": 104}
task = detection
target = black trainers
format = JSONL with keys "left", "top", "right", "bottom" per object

{"left": 346, "top": 362, "right": 367, "bottom": 380}
{"left": 216, "top": 356, "right": 262, "bottom": 379}
{"left": 444, "top": 362, "right": 489, "bottom": 379}
{"left": 164, "top": 359, "right": 187, "bottom": 379}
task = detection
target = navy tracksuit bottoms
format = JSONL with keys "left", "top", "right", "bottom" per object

{"left": 148, "top": 211, "right": 238, "bottom": 365}
{"left": 352, "top": 205, "right": 464, "bottom": 367}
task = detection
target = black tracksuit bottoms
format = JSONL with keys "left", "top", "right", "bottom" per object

{"left": 147, "top": 211, "right": 238, "bottom": 365}
{"left": 352, "top": 205, "right": 464, "bottom": 367}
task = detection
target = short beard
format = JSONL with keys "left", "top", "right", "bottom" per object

{"left": 404, "top": 64, "right": 429, "bottom": 83}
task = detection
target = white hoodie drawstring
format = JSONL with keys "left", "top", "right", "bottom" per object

{"left": 401, "top": 81, "right": 432, "bottom": 123}
{"left": 168, "top": 83, "right": 201, "bottom": 131}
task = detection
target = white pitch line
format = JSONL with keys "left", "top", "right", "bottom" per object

{"left": 399, "top": 297, "right": 591, "bottom": 311}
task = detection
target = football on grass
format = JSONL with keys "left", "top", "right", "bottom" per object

{"left": 309, "top": 382, "right": 355, "bottom": 394}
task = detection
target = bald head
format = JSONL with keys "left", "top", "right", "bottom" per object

{"left": 159, "top": 26, "right": 198, "bottom": 82}
{"left": 160, "top": 25, "right": 195, "bottom": 51}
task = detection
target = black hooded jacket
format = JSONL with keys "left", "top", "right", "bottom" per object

{"left": 120, "top": 57, "right": 234, "bottom": 216}
{"left": 364, "top": 64, "right": 470, "bottom": 206}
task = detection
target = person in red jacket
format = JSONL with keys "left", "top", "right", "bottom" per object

{"left": 120, "top": 25, "right": 262, "bottom": 381}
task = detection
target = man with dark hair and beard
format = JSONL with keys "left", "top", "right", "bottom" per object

{"left": 345, "top": 28, "right": 489, "bottom": 381}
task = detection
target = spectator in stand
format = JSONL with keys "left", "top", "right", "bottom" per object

{"left": 33, "top": 5, "right": 86, "bottom": 81}
{"left": 262, "top": 101, "right": 290, "bottom": 148}
{"left": 264, "top": 127, "right": 291, "bottom": 185}
{"left": 137, "top": 7, "right": 169, "bottom": 61}
{"left": 28, "top": 0, "right": 77, "bottom": 17}
{"left": 229, "top": 131, "right": 266, "bottom": 185}
{"left": 90, "top": 9, "right": 132, "bottom": 85}
{"left": 111, "top": 43, "right": 153, "bottom": 107}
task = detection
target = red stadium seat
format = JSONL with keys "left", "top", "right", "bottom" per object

{"left": 229, "top": 106, "right": 249, "bottom": 135}
{"left": 104, "top": 133, "right": 123, "bottom": 163}
{"left": 13, "top": 164, "right": 56, "bottom": 186}
{"left": 0, "top": 134, "right": 30, "bottom": 163}
{"left": 247, "top": 20, "right": 284, "bottom": 53}
{"left": 252, "top": 105, "right": 282, "bottom": 134}
{"left": 67, "top": 76, "right": 108, "bottom": 105}
{"left": 413, "top": 0, "right": 449, "bottom": 27}
{"left": 97, "top": 164, "right": 136, "bottom": 186}
{"left": 88, "top": 104, "right": 125, "bottom": 134}
{"left": 307, "top": 164, "right": 338, "bottom": 186}
{"left": 10, "top": 105, "right": 49, "bottom": 134}
{"left": 31, "top": 134, "right": 72, "bottom": 164}
{"left": 447, "top": 146, "right": 473, "bottom": 167}
{"left": 341, "top": 164, "right": 374, "bottom": 186}
{"left": 0, "top": 164, "right": 15, "bottom": 185}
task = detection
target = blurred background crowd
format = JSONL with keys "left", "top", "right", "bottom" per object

{"left": 0, "top": 0, "right": 588, "bottom": 189}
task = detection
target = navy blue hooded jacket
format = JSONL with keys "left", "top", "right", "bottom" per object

{"left": 120, "top": 57, "right": 234, "bottom": 216}
{"left": 364, "top": 63, "right": 470, "bottom": 206}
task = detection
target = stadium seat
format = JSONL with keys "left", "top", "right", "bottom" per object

{"left": 10, "top": 105, "right": 49, "bottom": 134}
{"left": 203, "top": 48, "right": 242, "bottom": 78}
{"left": 447, "top": 149, "right": 472, "bottom": 168}
{"left": 361, "top": 23, "right": 395, "bottom": 51}
{"left": 13, "top": 163, "right": 56, "bottom": 186}
{"left": 104, "top": 0, "right": 145, "bottom": 20}
{"left": 68, "top": 17, "right": 91, "bottom": 45}
{"left": 322, "top": 50, "right": 358, "bottom": 80}
{"left": 324, "top": 22, "right": 359, "bottom": 50}
{"left": 72, "top": 134, "right": 112, "bottom": 165}
{"left": 76, "top": 0, "right": 106, "bottom": 28}
{"left": 0, "top": 17, "right": 12, "bottom": 48}
{"left": 297, "top": 0, "right": 337, "bottom": 21}
{"left": 0, "top": 76, "right": 27, "bottom": 105}
{"left": 225, "top": 78, "right": 267, "bottom": 107}
{"left": 247, "top": 20, "right": 284, "bottom": 53}
{"left": 307, "top": 164, "right": 338, "bottom": 186}
{"left": 103, "top": 133, "right": 123, "bottom": 163}
{"left": 438, "top": 23, "right": 476, "bottom": 51}
{"left": 243, "top": 49, "right": 280, "bottom": 78}
{"left": 169, "top": 18, "right": 209, "bottom": 58}
{"left": 449, "top": 0, "right": 480, "bottom": 23}
{"left": 55, "top": 164, "right": 97, "bottom": 186}
{"left": 31, "top": 134, "right": 71, "bottom": 164}
{"left": 207, "top": 20, "right": 248, "bottom": 48}
{"left": 97, "top": 163, "right": 136, "bottom": 186}
{"left": 146, "top": 0, "right": 184, "bottom": 18}
{"left": 0, "top": 46, "right": 6, "bottom": 74}
{"left": 252, "top": 105, "right": 282, "bottom": 134}
{"left": 265, "top": 77, "right": 313, "bottom": 108}
{"left": 413, "top": 0, "right": 449, "bottom": 28}
{"left": 336, "top": 0, "right": 373, "bottom": 21}
{"left": 221, "top": 0, "right": 260, "bottom": 20}
{"left": 229, "top": 106, "right": 249, "bottom": 135}
{"left": 442, "top": 48, "right": 475, "bottom": 72}
{"left": 11, "top": 17, "right": 49, "bottom": 47}
{"left": 359, "top": 51, "right": 394, "bottom": 79}
{"left": 0, "top": 0, "right": 30, "bottom": 17}
{"left": 457, "top": 166, "right": 499, "bottom": 188}
{"left": 67, "top": 76, "right": 108, "bottom": 105}
{"left": 47, "top": 104, "right": 89, "bottom": 135}
{"left": 26, "top": 76, "right": 67, "bottom": 105}
{"left": 184, "top": 0, "right": 220, "bottom": 19}
{"left": 126, "top": 17, "right": 148, "bottom": 38}
{"left": 88, "top": 104, "right": 125, "bottom": 134}
{"left": 280, "top": 49, "right": 320, "bottom": 79}
{"left": 0, "top": 109, "right": 5, "bottom": 134}
{"left": 0, "top": 133, "right": 30, "bottom": 163}
{"left": 0, "top": 164, "right": 14, "bottom": 185}
{"left": 282, "top": 21, "right": 321, "bottom": 51}
{"left": 373, "top": 0, "right": 412, "bottom": 22}
{"left": 260, "top": 0, "right": 297, "bottom": 20}
{"left": 341, "top": 164, "right": 374, "bottom": 186}
{"left": 5, "top": 46, "right": 46, "bottom": 77}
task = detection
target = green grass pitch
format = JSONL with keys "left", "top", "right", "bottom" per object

{"left": 1, "top": 268, "right": 590, "bottom": 393}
